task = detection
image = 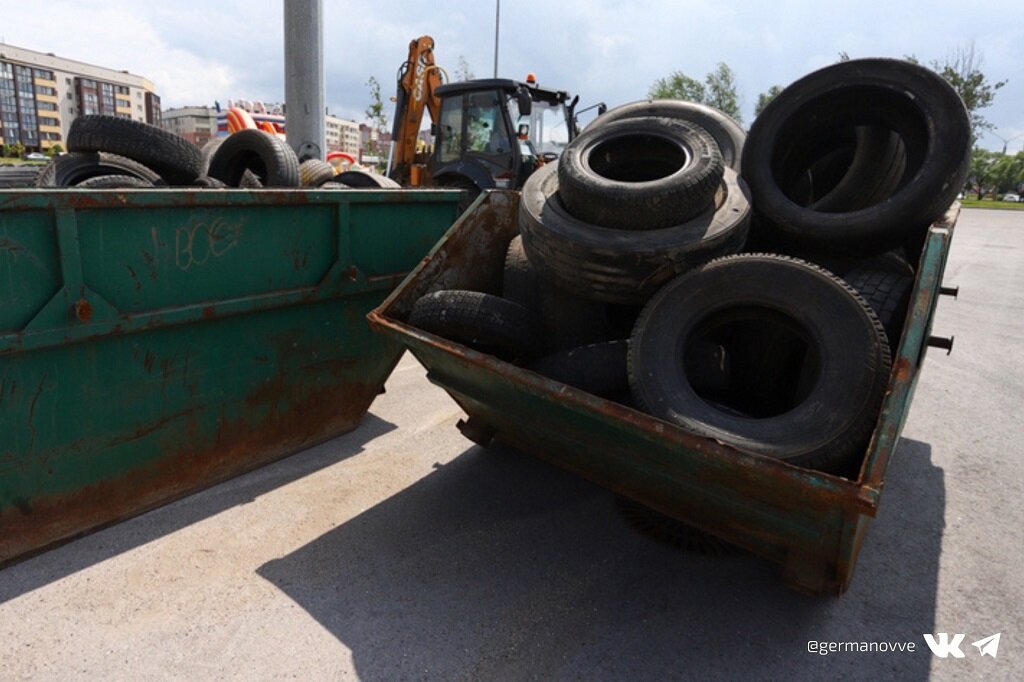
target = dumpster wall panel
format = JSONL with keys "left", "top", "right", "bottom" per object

{"left": 0, "top": 188, "right": 459, "bottom": 566}
{"left": 77, "top": 205, "right": 338, "bottom": 312}
{"left": 0, "top": 212, "right": 61, "bottom": 331}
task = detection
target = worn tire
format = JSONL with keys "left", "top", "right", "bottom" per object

{"left": 503, "top": 236, "right": 618, "bottom": 350}
{"left": 520, "top": 162, "right": 751, "bottom": 305}
{"left": 207, "top": 129, "right": 300, "bottom": 187}
{"left": 754, "top": 246, "right": 915, "bottom": 280}
{"left": 502, "top": 236, "right": 542, "bottom": 310}
{"left": 68, "top": 115, "right": 202, "bottom": 185}
{"left": 558, "top": 116, "right": 724, "bottom": 230}
{"left": 810, "top": 127, "right": 907, "bottom": 212}
{"left": 842, "top": 270, "right": 914, "bottom": 351}
{"left": 199, "top": 137, "right": 226, "bottom": 174}
{"left": 742, "top": 58, "right": 971, "bottom": 256}
{"left": 629, "top": 253, "right": 891, "bottom": 473}
{"left": 299, "top": 159, "right": 337, "bottom": 187}
{"left": 0, "top": 165, "right": 44, "bottom": 188}
{"left": 527, "top": 340, "right": 630, "bottom": 397}
{"left": 336, "top": 170, "right": 400, "bottom": 188}
{"left": 408, "top": 290, "right": 542, "bottom": 361}
{"left": 35, "top": 152, "right": 163, "bottom": 187}
{"left": 191, "top": 175, "right": 229, "bottom": 188}
{"left": 586, "top": 99, "right": 746, "bottom": 171}
{"left": 73, "top": 174, "right": 155, "bottom": 188}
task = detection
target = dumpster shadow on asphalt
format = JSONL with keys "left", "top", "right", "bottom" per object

{"left": 0, "top": 414, "right": 397, "bottom": 605}
{"left": 258, "top": 437, "right": 943, "bottom": 680}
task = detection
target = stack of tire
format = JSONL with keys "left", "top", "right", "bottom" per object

{"left": 27, "top": 115, "right": 396, "bottom": 190}
{"left": 409, "top": 59, "right": 971, "bottom": 476}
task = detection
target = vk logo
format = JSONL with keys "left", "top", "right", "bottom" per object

{"left": 924, "top": 633, "right": 966, "bottom": 658}
{"left": 923, "top": 633, "right": 1001, "bottom": 659}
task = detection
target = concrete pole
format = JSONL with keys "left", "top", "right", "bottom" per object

{"left": 284, "top": 0, "right": 325, "bottom": 161}
{"left": 493, "top": 0, "right": 500, "bottom": 78}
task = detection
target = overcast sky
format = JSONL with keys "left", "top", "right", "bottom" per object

{"left": 1, "top": 1, "right": 1021, "bottom": 151}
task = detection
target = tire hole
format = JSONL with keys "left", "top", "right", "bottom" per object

{"left": 588, "top": 133, "right": 690, "bottom": 182}
{"left": 684, "top": 306, "right": 820, "bottom": 418}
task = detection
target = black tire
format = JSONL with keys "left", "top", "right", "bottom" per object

{"left": 742, "top": 58, "right": 971, "bottom": 256}
{"left": 68, "top": 115, "right": 202, "bottom": 185}
{"left": 299, "top": 159, "right": 337, "bottom": 187}
{"left": 558, "top": 116, "right": 724, "bottom": 230}
{"left": 503, "top": 235, "right": 618, "bottom": 351}
{"left": 199, "top": 137, "right": 226, "bottom": 174}
{"left": 842, "top": 270, "right": 914, "bottom": 352}
{"left": 238, "top": 169, "right": 264, "bottom": 189}
{"left": 35, "top": 152, "right": 163, "bottom": 187}
{"left": 752, "top": 246, "right": 915, "bottom": 279}
{"left": 336, "top": 170, "right": 401, "bottom": 188}
{"left": 587, "top": 99, "right": 746, "bottom": 171}
{"left": 436, "top": 175, "right": 481, "bottom": 214}
{"left": 527, "top": 340, "right": 629, "bottom": 397}
{"left": 519, "top": 162, "right": 751, "bottom": 305}
{"left": 191, "top": 175, "right": 229, "bottom": 188}
{"left": 628, "top": 253, "right": 891, "bottom": 473}
{"left": 206, "top": 129, "right": 300, "bottom": 188}
{"left": 0, "top": 165, "right": 43, "bottom": 188}
{"left": 73, "top": 174, "right": 155, "bottom": 189}
{"left": 502, "top": 235, "right": 542, "bottom": 310}
{"left": 538, "top": 280, "right": 619, "bottom": 351}
{"left": 810, "top": 127, "right": 907, "bottom": 212}
{"left": 408, "top": 290, "right": 543, "bottom": 361}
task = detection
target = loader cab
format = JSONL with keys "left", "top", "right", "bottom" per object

{"left": 429, "top": 79, "right": 577, "bottom": 197}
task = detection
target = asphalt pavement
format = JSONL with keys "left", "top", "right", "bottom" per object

{"left": 1, "top": 207, "right": 1022, "bottom": 681}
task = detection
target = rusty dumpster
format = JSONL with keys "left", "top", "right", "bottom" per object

{"left": 0, "top": 187, "right": 460, "bottom": 565}
{"left": 368, "top": 190, "right": 958, "bottom": 595}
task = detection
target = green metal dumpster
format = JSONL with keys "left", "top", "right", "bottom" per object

{"left": 1, "top": 187, "right": 460, "bottom": 566}
{"left": 368, "top": 190, "right": 958, "bottom": 596}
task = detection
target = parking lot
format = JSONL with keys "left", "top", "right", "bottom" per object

{"left": 1, "top": 207, "right": 1022, "bottom": 681}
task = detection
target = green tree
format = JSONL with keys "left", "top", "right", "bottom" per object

{"left": 906, "top": 43, "right": 1007, "bottom": 142}
{"left": 364, "top": 76, "right": 389, "bottom": 171}
{"left": 648, "top": 62, "right": 743, "bottom": 123}
{"left": 966, "top": 148, "right": 999, "bottom": 199}
{"left": 991, "top": 152, "right": 1024, "bottom": 193}
{"left": 13, "top": 141, "right": 25, "bottom": 159}
{"left": 754, "top": 85, "right": 783, "bottom": 118}
{"left": 45, "top": 143, "right": 64, "bottom": 157}
{"left": 1, "top": 143, "right": 12, "bottom": 158}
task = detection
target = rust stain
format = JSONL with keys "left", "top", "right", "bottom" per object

{"left": 0, "top": 372, "right": 384, "bottom": 567}
{"left": 26, "top": 374, "right": 47, "bottom": 454}
{"left": 126, "top": 265, "right": 143, "bottom": 295}
{"left": 893, "top": 357, "right": 912, "bottom": 383}
{"left": 74, "top": 299, "right": 93, "bottom": 323}
{"left": 202, "top": 305, "right": 216, "bottom": 319}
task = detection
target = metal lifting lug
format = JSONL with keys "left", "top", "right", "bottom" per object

{"left": 927, "top": 335, "right": 955, "bottom": 355}
{"left": 939, "top": 285, "right": 960, "bottom": 299}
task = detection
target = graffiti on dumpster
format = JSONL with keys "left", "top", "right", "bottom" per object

{"left": 175, "top": 218, "right": 244, "bottom": 271}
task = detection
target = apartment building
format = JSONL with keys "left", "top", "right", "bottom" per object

{"left": 0, "top": 43, "right": 159, "bottom": 152}
{"left": 162, "top": 106, "right": 217, "bottom": 147}
{"left": 326, "top": 114, "right": 360, "bottom": 157}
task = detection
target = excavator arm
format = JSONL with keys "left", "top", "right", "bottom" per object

{"left": 390, "top": 35, "right": 446, "bottom": 185}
